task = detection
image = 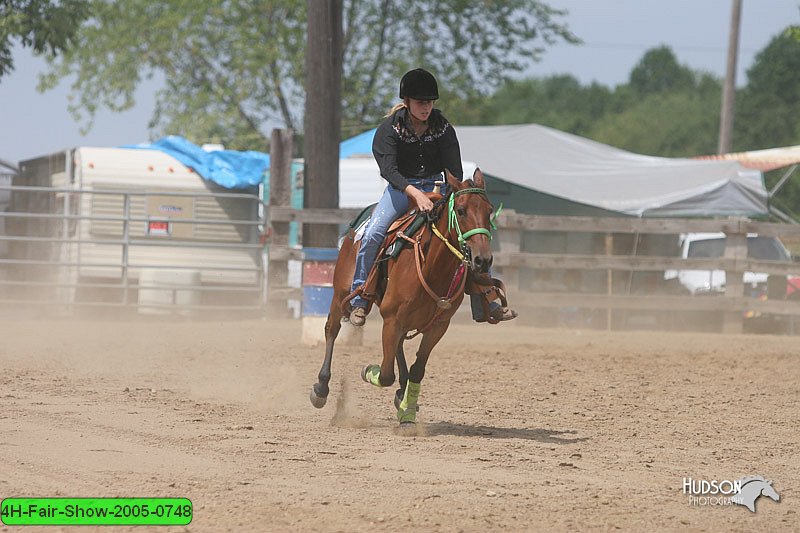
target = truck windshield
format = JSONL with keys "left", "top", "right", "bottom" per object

{"left": 747, "top": 236, "right": 791, "bottom": 261}
{"left": 687, "top": 238, "right": 725, "bottom": 258}
{"left": 686, "top": 236, "right": 790, "bottom": 261}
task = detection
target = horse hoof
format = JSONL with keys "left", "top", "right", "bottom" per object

{"left": 309, "top": 387, "right": 327, "bottom": 409}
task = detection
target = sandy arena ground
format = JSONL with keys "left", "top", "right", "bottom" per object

{"left": 1, "top": 316, "right": 798, "bottom": 532}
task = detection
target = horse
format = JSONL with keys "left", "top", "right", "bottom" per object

{"left": 731, "top": 476, "right": 780, "bottom": 512}
{"left": 309, "top": 168, "right": 499, "bottom": 425}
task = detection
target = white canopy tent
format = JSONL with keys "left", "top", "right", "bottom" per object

{"left": 455, "top": 124, "right": 768, "bottom": 217}
{"left": 339, "top": 155, "right": 477, "bottom": 209}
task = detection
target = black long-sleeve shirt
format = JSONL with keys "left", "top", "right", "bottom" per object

{"left": 372, "top": 107, "right": 463, "bottom": 191}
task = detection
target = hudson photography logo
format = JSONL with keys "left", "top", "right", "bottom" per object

{"left": 682, "top": 476, "right": 780, "bottom": 512}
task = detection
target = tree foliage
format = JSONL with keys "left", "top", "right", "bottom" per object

{"left": 735, "top": 31, "right": 800, "bottom": 151}
{"left": 627, "top": 46, "right": 695, "bottom": 96}
{"left": 446, "top": 35, "right": 800, "bottom": 217}
{"left": 0, "top": 0, "right": 88, "bottom": 79}
{"left": 39, "top": 0, "right": 577, "bottom": 149}
{"left": 446, "top": 46, "right": 720, "bottom": 157}
{"left": 39, "top": 0, "right": 306, "bottom": 149}
{"left": 340, "top": 0, "right": 578, "bottom": 136}
{"left": 444, "top": 75, "right": 613, "bottom": 135}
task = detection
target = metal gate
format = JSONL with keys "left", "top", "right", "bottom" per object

{"left": 0, "top": 184, "right": 265, "bottom": 315}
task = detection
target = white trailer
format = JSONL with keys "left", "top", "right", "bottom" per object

{"left": 9, "top": 147, "right": 263, "bottom": 311}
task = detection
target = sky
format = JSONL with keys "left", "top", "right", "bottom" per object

{"left": 0, "top": 0, "right": 798, "bottom": 165}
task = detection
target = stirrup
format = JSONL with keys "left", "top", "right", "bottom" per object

{"left": 475, "top": 303, "right": 518, "bottom": 323}
{"left": 350, "top": 306, "right": 367, "bottom": 326}
{"left": 496, "top": 307, "right": 518, "bottom": 322}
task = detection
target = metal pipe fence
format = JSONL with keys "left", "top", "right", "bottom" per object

{"left": 0, "top": 185, "right": 266, "bottom": 315}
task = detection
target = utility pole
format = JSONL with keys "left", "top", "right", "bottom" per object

{"left": 303, "top": 0, "right": 343, "bottom": 247}
{"left": 718, "top": 0, "right": 742, "bottom": 154}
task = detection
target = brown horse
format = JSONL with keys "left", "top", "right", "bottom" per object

{"left": 309, "top": 168, "right": 498, "bottom": 425}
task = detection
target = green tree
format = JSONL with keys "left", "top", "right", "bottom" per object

{"left": 39, "top": 0, "right": 577, "bottom": 149}
{"left": 627, "top": 45, "right": 695, "bottom": 96}
{"left": 735, "top": 31, "right": 800, "bottom": 151}
{"left": 447, "top": 45, "right": 715, "bottom": 155}
{"left": 588, "top": 84, "right": 721, "bottom": 157}
{"left": 39, "top": 0, "right": 306, "bottom": 149}
{"left": 446, "top": 75, "right": 613, "bottom": 135}
{"left": 0, "top": 0, "right": 89, "bottom": 79}
{"left": 736, "top": 29, "right": 800, "bottom": 218}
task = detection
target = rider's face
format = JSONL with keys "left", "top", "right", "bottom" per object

{"left": 407, "top": 98, "right": 435, "bottom": 122}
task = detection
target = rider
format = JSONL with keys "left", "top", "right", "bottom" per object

{"left": 349, "top": 67, "right": 517, "bottom": 326}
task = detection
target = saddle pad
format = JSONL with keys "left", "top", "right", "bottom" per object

{"left": 353, "top": 216, "right": 370, "bottom": 243}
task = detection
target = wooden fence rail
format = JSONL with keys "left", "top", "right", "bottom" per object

{"left": 264, "top": 205, "right": 800, "bottom": 333}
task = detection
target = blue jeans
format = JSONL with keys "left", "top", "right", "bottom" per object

{"left": 351, "top": 175, "right": 447, "bottom": 308}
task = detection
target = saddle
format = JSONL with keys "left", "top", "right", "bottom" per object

{"left": 343, "top": 193, "right": 440, "bottom": 312}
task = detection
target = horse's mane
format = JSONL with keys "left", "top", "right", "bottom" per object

{"left": 739, "top": 475, "right": 768, "bottom": 486}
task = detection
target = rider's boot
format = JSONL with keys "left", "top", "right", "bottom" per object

{"left": 470, "top": 295, "right": 517, "bottom": 323}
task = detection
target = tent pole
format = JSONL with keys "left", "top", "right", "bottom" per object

{"left": 769, "top": 205, "right": 800, "bottom": 225}
{"left": 605, "top": 233, "right": 613, "bottom": 331}
{"left": 769, "top": 164, "right": 798, "bottom": 197}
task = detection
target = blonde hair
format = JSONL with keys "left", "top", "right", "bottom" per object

{"left": 385, "top": 101, "right": 406, "bottom": 118}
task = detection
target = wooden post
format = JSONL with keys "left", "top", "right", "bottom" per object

{"left": 303, "top": 0, "right": 342, "bottom": 248}
{"left": 722, "top": 231, "right": 746, "bottom": 333}
{"left": 605, "top": 233, "right": 613, "bottom": 330}
{"left": 718, "top": 0, "right": 742, "bottom": 154}
{"left": 268, "top": 128, "right": 293, "bottom": 315}
{"left": 497, "top": 209, "right": 520, "bottom": 292}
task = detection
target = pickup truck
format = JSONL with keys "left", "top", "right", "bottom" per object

{"left": 664, "top": 232, "right": 793, "bottom": 332}
{"left": 664, "top": 232, "right": 791, "bottom": 295}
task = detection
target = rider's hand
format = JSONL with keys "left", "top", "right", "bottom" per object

{"left": 405, "top": 185, "right": 434, "bottom": 212}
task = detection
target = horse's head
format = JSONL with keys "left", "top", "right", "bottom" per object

{"left": 444, "top": 168, "right": 497, "bottom": 274}
{"left": 762, "top": 480, "right": 780, "bottom": 502}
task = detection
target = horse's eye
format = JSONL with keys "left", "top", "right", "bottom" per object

{"left": 456, "top": 207, "right": 466, "bottom": 217}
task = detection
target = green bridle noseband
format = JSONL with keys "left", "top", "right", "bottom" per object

{"left": 447, "top": 187, "right": 503, "bottom": 249}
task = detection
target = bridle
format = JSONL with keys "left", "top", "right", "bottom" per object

{"left": 429, "top": 186, "right": 502, "bottom": 265}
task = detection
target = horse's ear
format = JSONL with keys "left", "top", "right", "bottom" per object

{"left": 445, "top": 168, "right": 461, "bottom": 191}
{"left": 472, "top": 167, "right": 485, "bottom": 189}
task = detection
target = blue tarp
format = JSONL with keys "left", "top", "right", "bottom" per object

{"left": 339, "top": 128, "right": 377, "bottom": 159}
{"left": 124, "top": 135, "right": 270, "bottom": 189}
{"left": 123, "top": 130, "right": 378, "bottom": 188}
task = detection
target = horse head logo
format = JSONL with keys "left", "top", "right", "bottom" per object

{"left": 732, "top": 476, "right": 780, "bottom": 513}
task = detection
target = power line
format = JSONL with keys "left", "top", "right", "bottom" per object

{"left": 575, "top": 41, "right": 758, "bottom": 54}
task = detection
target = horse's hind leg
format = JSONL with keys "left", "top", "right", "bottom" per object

{"left": 310, "top": 309, "right": 343, "bottom": 408}
{"left": 311, "top": 239, "right": 354, "bottom": 409}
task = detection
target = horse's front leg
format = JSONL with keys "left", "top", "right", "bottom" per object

{"left": 361, "top": 317, "right": 401, "bottom": 388}
{"left": 398, "top": 321, "right": 450, "bottom": 424}
{"left": 394, "top": 337, "right": 409, "bottom": 410}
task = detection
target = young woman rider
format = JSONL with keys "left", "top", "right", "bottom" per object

{"left": 348, "top": 67, "right": 516, "bottom": 326}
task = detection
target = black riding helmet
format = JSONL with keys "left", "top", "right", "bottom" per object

{"left": 399, "top": 68, "right": 439, "bottom": 100}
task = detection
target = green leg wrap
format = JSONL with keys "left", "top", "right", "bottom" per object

{"left": 397, "top": 381, "right": 421, "bottom": 424}
{"left": 363, "top": 364, "right": 385, "bottom": 387}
